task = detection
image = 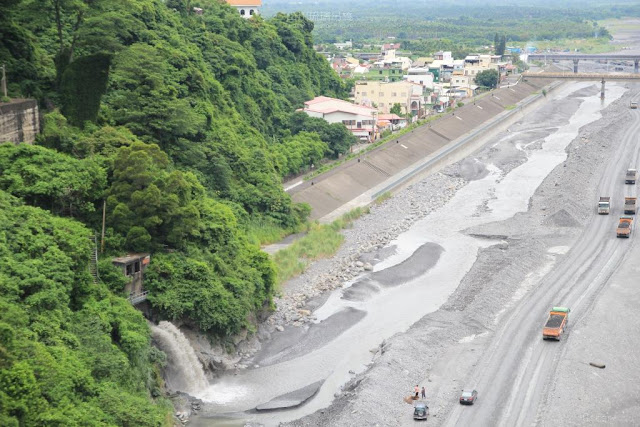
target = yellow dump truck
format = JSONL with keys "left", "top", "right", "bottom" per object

{"left": 542, "top": 307, "right": 570, "bottom": 341}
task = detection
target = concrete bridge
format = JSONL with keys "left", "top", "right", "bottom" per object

{"left": 522, "top": 72, "right": 640, "bottom": 80}
{"left": 526, "top": 54, "right": 640, "bottom": 73}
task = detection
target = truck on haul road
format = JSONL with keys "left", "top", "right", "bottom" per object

{"left": 626, "top": 168, "right": 637, "bottom": 184}
{"left": 624, "top": 197, "right": 637, "bottom": 215}
{"left": 542, "top": 307, "right": 570, "bottom": 341}
{"left": 631, "top": 101, "right": 638, "bottom": 109}
{"left": 617, "top": 216, "right": 633, "bottom": 238}
{"left": 598, "top": 197, "right": 611, "bottom": 214}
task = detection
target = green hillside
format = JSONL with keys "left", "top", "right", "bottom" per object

{"left": 0, "top": 0, "right": 350, "bottom": 424}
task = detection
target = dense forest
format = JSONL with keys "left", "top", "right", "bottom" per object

{"left": 0, "top": 0, "right": 351, "bottom": 424}
{"left": 265, "top": 0, "right": 640, "bottom": 54}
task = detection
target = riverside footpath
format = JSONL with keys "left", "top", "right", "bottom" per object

{"left": 287, "top": 76, "right": 556, "bottom": 222}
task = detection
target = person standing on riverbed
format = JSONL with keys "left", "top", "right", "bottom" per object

{"left": 414, "top": 385, "right": 420, "bottom": 399}
{"left": 421, "top": 386, "right": 426, "bottom": 399}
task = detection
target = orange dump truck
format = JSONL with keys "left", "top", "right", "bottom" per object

{"left": 617, "top": 216, "right": 633, "bottom": 238}
{"left": 542, "top": 307, "right": 570, "bottom": 341}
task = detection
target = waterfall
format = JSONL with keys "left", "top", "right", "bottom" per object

{"left": 151, "top": 321, "right": 209, "bottom": 394}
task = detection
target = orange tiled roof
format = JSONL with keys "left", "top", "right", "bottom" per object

{"left": 226, "top": 0, "right": 262, "bottom": 6}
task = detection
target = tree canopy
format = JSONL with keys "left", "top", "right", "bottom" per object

{"left": 475, "top": 69, "right": 499, "bottom": 89}
{"left": 0, "top": 191, "right": 170, "bottom": 425}
{"left": 0, "top": 0, "right": 353, "bottom": 422}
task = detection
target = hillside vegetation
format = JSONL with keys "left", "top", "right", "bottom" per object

{"left": 265, "top": 0, "right": 640, "bottom": 56}
{"left": 0, "top": 0, "right": 351, "bottom": 424}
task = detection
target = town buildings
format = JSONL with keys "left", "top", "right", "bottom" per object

{"left": 310, "top": 45, "right": 515, "bottom": 139}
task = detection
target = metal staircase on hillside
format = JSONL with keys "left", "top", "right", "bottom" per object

{"left": 89, "top": 235, "right": 99, "bottom": 284}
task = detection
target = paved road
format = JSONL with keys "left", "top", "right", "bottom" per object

{"left": 442, "top": 96, "right": 640, "bottom": 427}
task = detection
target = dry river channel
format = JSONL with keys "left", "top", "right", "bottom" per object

{"left": 189, "top": 80, "right": 640, "bottom": 426}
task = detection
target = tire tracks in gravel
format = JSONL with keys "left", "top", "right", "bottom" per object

{"left": 444, "top": 90, "right": 640, "bottom": 427}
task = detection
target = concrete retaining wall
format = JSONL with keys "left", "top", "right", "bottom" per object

{"left": 0, "top": 99, "right": 39, "bottom": 144}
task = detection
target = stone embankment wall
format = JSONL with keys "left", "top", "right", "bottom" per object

{"left": 0, "top": 99, "right": 40, "bottom": 144}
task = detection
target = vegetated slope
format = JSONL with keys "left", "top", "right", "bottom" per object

{"left": 0, "top": 0, "right": 351, "bottom": 422}
{"left": 0, "top": 0, "right": 348, "bottom": 328}
{"left": 0, "top": 190, "right": 171, "bottom": 425}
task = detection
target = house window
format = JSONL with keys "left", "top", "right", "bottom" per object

{"left": 391, "top": 92, "right": 397, "bottom": 97}
{"left": 125, "top": 264, "right": 132, "bottom": 276}
{"left": 357, "top": 121, "right": 362, "bottom": 128}
{"left": 240, "top": 9, "right": 245, "bottom": 15}
{"left": 342, "top": 120, "right": 355, "bottom": 126}
{"left": 380, "top": 103, "right": 385, "bottom": 107}
{"left": 379, "top": 92, "right": 384, "bottom": 96}
{"left": 250, "top": 9, "right": 254, "bottom": 15}
{"left": 134, "top": 261, "right": 140, "bottom": 273}
{"left": 362, "top": 92, "right": 367, "bottom": 96}
{"left": 401, "top": 92, "right": 406, "bottom": 96}
{"left": 379, "top": 70, "right": 383, "bottom": 74}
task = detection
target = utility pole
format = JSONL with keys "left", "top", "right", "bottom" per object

{"left": 101, "top": 200, "right": 106, "bottom": 254}
{"left": 1, "top": 64, "right": 7, "bottom": 99}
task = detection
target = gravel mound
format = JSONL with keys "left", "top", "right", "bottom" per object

{"left": 542, "top": 208, "right": 581, "bottom": 227}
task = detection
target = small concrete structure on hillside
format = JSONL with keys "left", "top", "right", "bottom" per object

{"left": 112, "top": 253, "right": 150, "bottom": 304}
{"left": 226, "top": 0, "right": 261, "bottom": 18}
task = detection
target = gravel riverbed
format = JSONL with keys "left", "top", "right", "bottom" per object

{"left": 276, "top": 81, "right": 640, "bottom": 426}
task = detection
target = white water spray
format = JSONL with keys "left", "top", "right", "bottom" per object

{"left": 151, "top": 321, "right": 208, "bottom": 393}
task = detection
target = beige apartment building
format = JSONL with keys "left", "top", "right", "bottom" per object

{"left": 355, "top": 81, "right": 417, "bottom": 114}
{"left": 464, "top": 54, "right": 506, "bottom": 78}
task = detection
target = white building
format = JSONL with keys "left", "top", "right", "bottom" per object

{"left": 404, "top": 68, "right": 435, "bottom": 89}
{"left": 226, "top": 0, "right": 261, "bottom": 18}
{"left": 379, "top": 49, "right": 412, "bottom": 70}
{"left": 302, "top": 96, "right": 378, "bottom": 141}
{"left": 450, "top": 74, "right": 472, "bottom": 87}
{"left": 334, "top": 41, "right": 353, "bottom": 50}
{"left": 434, "top": 51, "right": 452, "bottom": 62}
{"left": 353, "top": 65, "right": 370, "bottom": 75}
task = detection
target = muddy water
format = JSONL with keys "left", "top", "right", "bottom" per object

{"left": 192, "top": 82, "right": 625, "bottom": 425}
